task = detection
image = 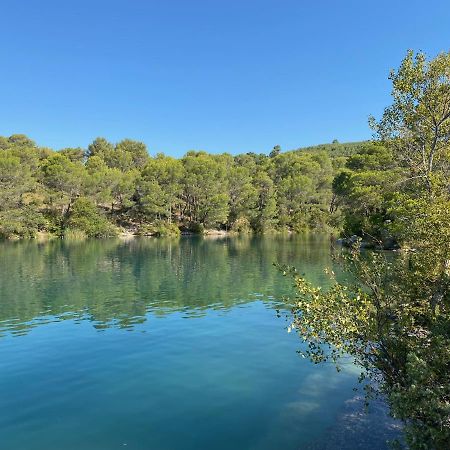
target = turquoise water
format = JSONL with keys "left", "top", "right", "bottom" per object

{"left": 0, "top": 236, "right": 393, "bottom": 449}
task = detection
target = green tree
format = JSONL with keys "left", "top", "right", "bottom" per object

{"left": 60, "top": 147, "right": 85, "bottom": 163}
{"left": 85, "top": 156, "right": 116, "bottom": 206}
{"left": 271, "top": 152, "right": 333, "bottom": 231}
{"left": 66, "top": 197, "right": 117, "bottom": 238}
{"left": 115, "top": 139, "right": 149, "bottom": 169}
{"left": 0, "top": 152, "right": 44, "bottom": 238}
{"left": 269, "top": 145, "right": 281, "bottom": 158}
{"left": 86, "top": 137, "right": 115, "bottom": 160}
{"left": 331, "top": 143, "right": 404, "bottom": 240}
{"left": 282, "top": 198, "right": 450, "bottom": 449}
{"left": 371, "top": 50, "right": 450, "bottom": 194}
{"left": 251, "top": 169, "right": 277, "bottom": 232}
{"left": 40, "top": 153, "right": 87, "bottom": 217}
{"left": 181, "top": 152, "right": 229, "bottom": 228}
{"left": 283, "top": 50, "right": 450, "bottom": 449}
{"left": 138, "top": 154, "right": 184, "bottom": 223}
{"left": 227, "top": 165, "right": 257, "bottom": 229}
{"left": 87, "top": 137, "right": 149, "bottom": 172}
{"left": 110, "top": 169, "right": 139, "bottom": 212}
{"left": 85, "top": 153, "right": 138, "bottom": 212}
{"left": 7, "top": 134, "right": 36, "bottom": 147}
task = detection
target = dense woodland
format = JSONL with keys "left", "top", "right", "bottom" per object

{"left": 0, "top": 130, "right": 378, "bottom": 239}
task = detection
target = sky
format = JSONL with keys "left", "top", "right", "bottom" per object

{"left": 1, "top": 0, "right": 449, "bottom": 157}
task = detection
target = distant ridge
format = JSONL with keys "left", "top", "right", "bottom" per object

{"left": 291, "top": 141, "right": 370, "bottom": 157}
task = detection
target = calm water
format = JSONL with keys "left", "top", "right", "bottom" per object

{"left": 0, "top": 235, "right": 398, "bottom": 449}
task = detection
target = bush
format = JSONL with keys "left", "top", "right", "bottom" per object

{"left": 156, "top": 222, "right": 180, "bottom": 237}
{"left": 137, "top": 220, "right": 180, "bottom": 237}
{"left": 66, "top": 198, "right": 117, "bottom": 238}
{"left": 231, "top": 217, "right": 252, "bottom": 233}
{"left": 63, "top": 228, "right": 87, "bottom": 240}
{"left": 188, "top": 222, "right": 204, "bottom": 234}
{"left": 0, "top": 207, "right": 47, "bottom": 239}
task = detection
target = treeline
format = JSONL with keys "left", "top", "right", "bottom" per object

{"left": 0, "top": 133, "right": 370, "bottom": 239}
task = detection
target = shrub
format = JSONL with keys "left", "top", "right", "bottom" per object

{"left": 66, "top": 198, "right": 117, "bottom": 238}
{"left": 231, "top": 217, "right": 252, "bottom": 233}
{"left": 137, "top": 220, "right": 180, "bottom": 237}
{"left": 0, "top": 207, "right": 47, "bottom": 239}
{"left": 156, "top": 222, "right": 180, "bottom": 237}
{"left": 63, "top": 228, "right": 87, "bottom": 240}
{"left": 188, "top": 222, "right": 204, "bottom": 234}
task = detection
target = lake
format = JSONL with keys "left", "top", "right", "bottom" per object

{"left": 0, "top": 235, "right": 399, "bottom": 449}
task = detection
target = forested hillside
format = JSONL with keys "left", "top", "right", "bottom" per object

{"left": 0, "top": 135, "right": 372, "bottom": 239}
{"left": 293, "top": 140, "right": 368, "bottom": 157}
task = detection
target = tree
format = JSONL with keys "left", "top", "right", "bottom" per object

{"left": 371, "top": 50, "right": 450, "bottom": 194}
{"left": 115, "top": 139, "right": 149, "bottom": 169}
{"left": 181, "top": 152, "right": 229, "bottom": 227}
{"left": 281, "top": 198, "right": 450, "bottom": 449}
{"left": 0, "top": 152, "right": 44, "bottom": 238}
{"left": 251, "top": 169, "right": 277, "bottom": 232}
{"left": 85, "top": 156, "right": 116, "bottom": 206}
{"left": 86, "top": 137, "right": 115, "bottom": 160}
{"left": 40, "top": 154, "right": 87, "bottom": 216}
{"left": 138, "top": 154, "right": 184, "bottom": 223}
{"left": 271, "top": 152, "right": 334, "bottom": 231}
{"left": 7, "top": 134, "right": 36, "bottom": 147}
{"left": 277, "top": 174, "right": 314, "bottom": 229}
{"left": 66, "top": 197, "right": 117, "bottom": 237}
{"left": 269, "top": 145, "right": 281, "bottom": 158}
{"left": 282, "top": 50, "right": 450, "bottom": 449}
{"left": 0, "top": 132, "right": 388, "bottom": 237}
{"left": 109, "top": 169, "right": 138, "bottom": 211}
{"left": 60, "top": 147, "right": 85, "bottom": 163}
{"left": 330, "top": 142, "right": 406, "bottom": 240}
{"left": 227, "top": 165, "right": 257, "bottom": 228}
{"left": 85, "top": 152, "right": 138, "bottom": 212}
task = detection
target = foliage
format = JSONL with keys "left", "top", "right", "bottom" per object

{"left": 0, "top": 131, "right": 359, "bottom": 238}
{"left": 12, "top": 56, "right": 448, "bottom": 240}
{"left": 63, "top": 228, "right": 88, "bottom": 241}
{"left": 0, "top": 143, "right": 46, "bottom": 238}
{"left": 187, "top": 222, "right": 204, "bottom": 234}
{"left": 371, "top": 50, "right": 450, "bottom": 194}
{"left": 250, "top": 169, "right": 278, "bottom": 232}
{"left": 281, "top": 198, "right": 450, "bottom": 449}
{"left": 40, "top": 153, "right": 87, "bottom": 215}
{"left": 137, "top": 154, "right": 184, "bottom": 223}
{"left": 0, "top": 207, "right": 46, "bottom": 239}
{"left": 293, "top": 140, "right": 371, "bottom": 158}
{"left": 331, "top": 143, "right": 404, "bottom": 240}
{"left": 137, "top": 220, "right": 180, "bottom": 237}
{"left": 180, "top": 152, "right": 230, "bottom": 227}
{"left": 282, "top": 50, "right": 450, "bottom": 449}
{"left": 230, "top": 217, "right": 252, "bottom": 233}
{"left": 66, "top": 197, "right": 117, "bottom": 238}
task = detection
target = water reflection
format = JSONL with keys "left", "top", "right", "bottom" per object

{"left": 0, "top": 235, "right": 401, "bottom": 450}
{"left": 0, "top": 235, "right": 335, "bottom": 337}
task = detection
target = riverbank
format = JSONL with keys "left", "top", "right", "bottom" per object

{"left": 2, "top": 226, "right": 300, "bottom": 241}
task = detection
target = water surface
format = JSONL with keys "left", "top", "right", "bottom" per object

{"left": 0, "top": 235, "right": 397, "bottom": 449}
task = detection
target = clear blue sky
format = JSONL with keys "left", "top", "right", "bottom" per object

{"left": 1, "top": 0, "right": 449, "bottom": 157}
